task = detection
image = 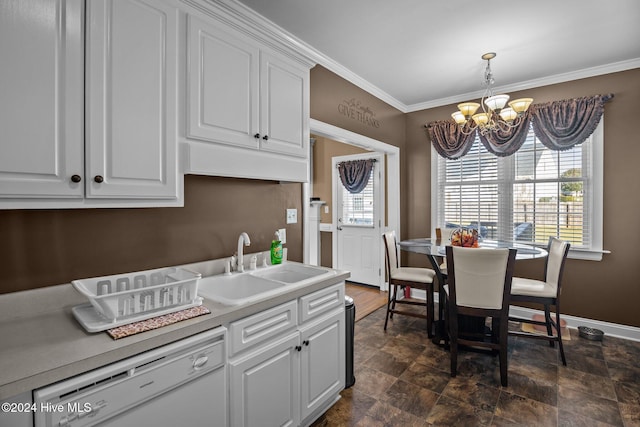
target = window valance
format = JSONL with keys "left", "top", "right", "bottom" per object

{"left": 337, "top": 159, "right": 375, "bottom": 194}
{"left": 427, "top": 94, "right": 613, "bottom": 159}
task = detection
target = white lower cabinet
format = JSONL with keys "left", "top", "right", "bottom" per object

{"left": 228, "top": 283, "right": 346, "bottom": 427}
{"left": 299, "top": 310, "right": 345, "bottom": 422}
{"left": 230, "top": 331, "right": 301, "bottom": 427}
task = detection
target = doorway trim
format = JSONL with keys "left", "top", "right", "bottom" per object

{"left": 303, "top": 119, "right": 400, "bottom": 289}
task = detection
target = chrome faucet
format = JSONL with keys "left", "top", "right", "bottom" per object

{"left": 236, "top": 232, "right": 251, "bottom": 272}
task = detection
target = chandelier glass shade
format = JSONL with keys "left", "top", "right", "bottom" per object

{"left": 452, "top": 53, "right": 533, "bottom": 135}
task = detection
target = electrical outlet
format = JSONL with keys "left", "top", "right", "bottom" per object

{"left": 286, "top": 208, "right": 297, "bottom": 224}
{"left": 278, "top": 228, "right": 287, "bottom": 244}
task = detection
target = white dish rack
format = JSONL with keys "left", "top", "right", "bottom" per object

{"left": 72, "top": 267, "right": 202, "bottom": 326}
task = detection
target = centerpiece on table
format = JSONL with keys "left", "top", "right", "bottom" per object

{"left": 450, "top": 227, "right": 479, "bottom": 247}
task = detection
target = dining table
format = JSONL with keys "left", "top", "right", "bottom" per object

{"left": 398, "top": 237, "right": 548, "bottom": 343}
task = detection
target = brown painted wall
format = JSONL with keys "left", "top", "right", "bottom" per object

{"left": 406, "top": 68, "right": 640, "bottom": 327}
{"left": 311, "top": 64, "right": 640, "bottom": 328}
{"left": 0, "top": 175, "right": 303, "bottom": 294}
{"left": 310, "top": 66, "right": 407, "bottom": 149}
{"left": 310, "top": 65, "right": 407, "bottom": 269}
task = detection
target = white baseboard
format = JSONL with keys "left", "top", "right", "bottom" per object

{"left": 409, "top": 289, "right": 640, "bottom": 343}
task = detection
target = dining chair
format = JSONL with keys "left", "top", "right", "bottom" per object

{"left": 383, "top": 230, "right": 436, "bottom": 337}
{"left": 444, "top": 246, "right": 517, "bottom": 387}
{"left": 508, "top": 237, "right": 571, "bottom": 365}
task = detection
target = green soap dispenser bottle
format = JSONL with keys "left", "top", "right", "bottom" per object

{"left": 271, "top": 231, "right": 283, "bottom": 265}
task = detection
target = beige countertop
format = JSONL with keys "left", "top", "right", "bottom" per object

{"left": 0, "top": 259, "right": 349, "bottom": 400}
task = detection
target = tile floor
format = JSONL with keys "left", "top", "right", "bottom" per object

{"left": 312, "top": 304, "right": 640, "bottom": 426}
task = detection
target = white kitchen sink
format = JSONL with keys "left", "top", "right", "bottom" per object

{"left": 250, "top": 262, "right": 333, "bottom": 284}
{"left": 197, "top": 274, "right": 286, "bottom": 306}
{"left": 197, "top": 262, "right": 337, "bottom": 306}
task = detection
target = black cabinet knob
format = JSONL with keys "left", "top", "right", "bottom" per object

{"left": 262, "top": 135, "right": 269, "bottom": 141}
{"left": 254, "top": 133, "right": 260, "bottom": 139}
{"left": 295, "top": 345, "right": 302, "bottom": 352}
{"left": 70, "top": 175, "right": 82, "bottom": 183}
{"left": 94, "top": 175, "right": 104, "bottom": 183}
{"left": 303, "top": 340, "right": 310, "bottom": 346}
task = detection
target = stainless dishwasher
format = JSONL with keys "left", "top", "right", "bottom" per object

{"left": 33, "top": 327, "right": 227, "bottom": 427}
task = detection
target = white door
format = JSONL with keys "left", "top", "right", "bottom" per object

{"left": 333, "top": 153, "right": 384, "bottom": 288}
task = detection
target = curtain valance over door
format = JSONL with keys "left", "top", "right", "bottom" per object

{"left": 338, "top": 159, "right": 375, "bottom": 194}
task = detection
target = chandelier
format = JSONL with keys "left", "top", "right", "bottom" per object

{"left": 452, "top": 52, "right": 533, "bottom": 135}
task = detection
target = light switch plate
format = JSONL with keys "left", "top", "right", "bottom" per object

{"left": 286, "top": 208, "right": 297, "bottom": 224}
{"left": 324, "top": 206, "right": 330, "bottom": 214}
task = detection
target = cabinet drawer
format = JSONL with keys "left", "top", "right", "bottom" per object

{"left": 229, "top": 300, "right": 298, "bottom": 357}
{"left": 299, "top": 283, "right": 345, "bottom": 324}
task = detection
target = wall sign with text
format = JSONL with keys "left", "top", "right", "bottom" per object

{"left": 337, "top": 98, "right": 381, "bottom": 128}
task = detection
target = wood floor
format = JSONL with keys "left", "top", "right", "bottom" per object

{"left": 345, "top": 282, "right": 388, "bottom": 322}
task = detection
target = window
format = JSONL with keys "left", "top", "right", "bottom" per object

{"left": 431, "top": 122, "right": 604, "bottom": 260}
{"left": 341, "top": 168, "right": 374, "bottom": 226}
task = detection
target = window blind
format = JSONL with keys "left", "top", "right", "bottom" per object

{"left": 435, "top": 123, "right": 596, "bottom": 250}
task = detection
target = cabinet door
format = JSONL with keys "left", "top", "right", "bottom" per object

{"left": 230, "top": 332, "right": 300, "bottom": 427}
{"left": 0, "top": 0, "right": 84, "bottom": 198}
{"left": 259, "top": 52, "right": 309, "bottom": 157}
{"left": 299, "top": 309, "right": 345, "bottom": 422}
{"left": 187, "top": 15, "right": 260, "bottom": 149}
{"left": 86, "top": 0, "right": 179, "bottom": 199}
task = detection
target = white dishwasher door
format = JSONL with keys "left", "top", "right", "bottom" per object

{"left": 99, "top": 367, "right": 225, "bottom": 427}
{"left": 34, "top": 327, "right": 227, "bottom": 427}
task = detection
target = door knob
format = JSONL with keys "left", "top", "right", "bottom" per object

{"left": 70, "top": 175, "right": 82, "bottom": 183}
{"left": 94, "top": 175, "right": 104, "bottom": 183}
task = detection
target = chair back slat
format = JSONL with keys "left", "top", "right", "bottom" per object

{"left": 447, "top": 247, "right": 515, "bottom": 310}
{"left": 383, "top": 230, "right": 399, "bottom": 276}
{"left": 544, "top": 237, "right": 571, "bottom": 291}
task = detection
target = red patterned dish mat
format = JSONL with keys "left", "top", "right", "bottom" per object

{"left": 107, "top": 305, "right": 211, "bottom": 340}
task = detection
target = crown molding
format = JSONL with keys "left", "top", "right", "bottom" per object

{"left": 199, "top": 1, "right": 640, "bottom": 115}
{"left": 187, "top": 0, "right": 315, "bottom": 68}
{"left": 405, "top": 58, "right": 640, "bottom": 113}
{"left": 210, "top": 0, "right": 408, "bottom": 111}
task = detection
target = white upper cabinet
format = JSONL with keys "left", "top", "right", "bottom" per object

{"left": 0, "top": 0, "right": 314, "bottom": 208}
{"left": 184, "top": 10, "right": 312, "bottom": 182}
{"left": 0, "top": 0, "right": 181, "bottom": 209}
{"left": 85, "top": 0, "right": 179, "bottom": 199}
{"left": 0, "top": 0, "right": 84, "bottom": 199}
{"left": 259, "top": 52, "right": 309, "bottom": 157}
{"left": 187, "top": 15, "right": 260, "bottom": 149}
